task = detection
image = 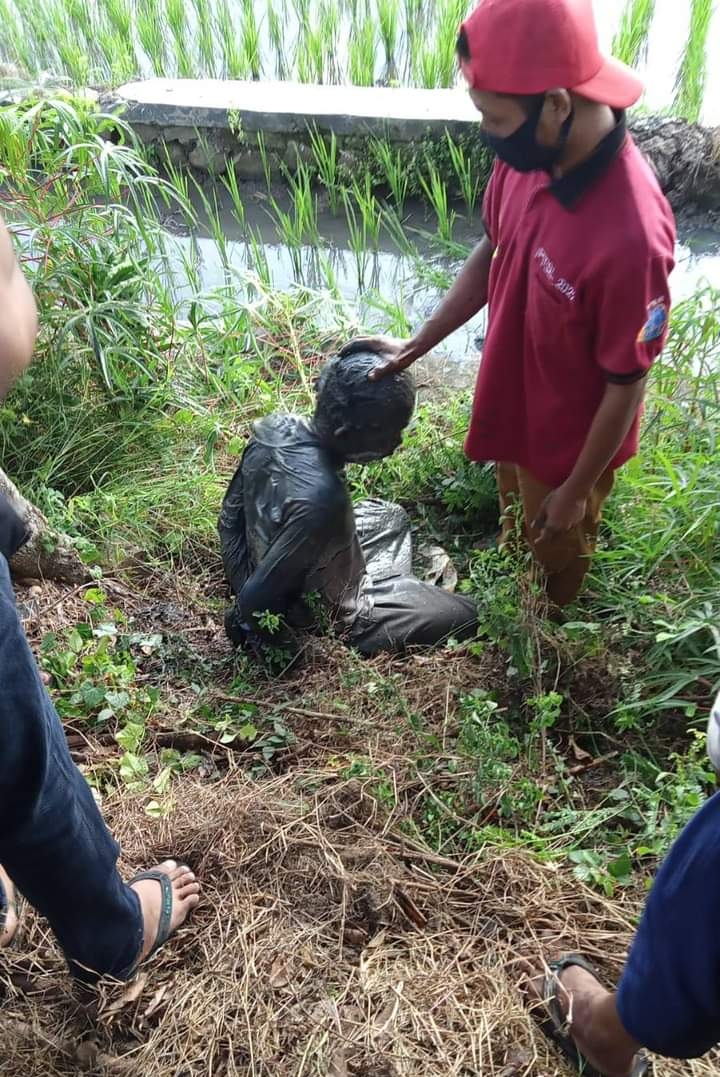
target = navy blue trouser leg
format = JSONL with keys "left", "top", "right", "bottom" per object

{"left": 0, "top": 555, "right": 142, "bottom": 982}
{"left": 617, "top": 790, "right": 720, "bottom": 1058}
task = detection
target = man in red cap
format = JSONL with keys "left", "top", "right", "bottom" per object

{"left": 345, "top": 0, "right": 676, "bottom": 609}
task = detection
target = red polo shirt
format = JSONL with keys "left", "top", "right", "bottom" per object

{"left": 465, "top": 121, "right": 676, "bottom": 488}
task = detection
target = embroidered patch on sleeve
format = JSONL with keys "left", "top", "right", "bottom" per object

{"left": 637, "top": 298, "right": 668, "bottom": 344}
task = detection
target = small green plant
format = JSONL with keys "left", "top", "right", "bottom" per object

{"left": 377, "top": 0, "right": 398, "bottom": 65}
{"left": 612, "top": 0, "right": 655, "bottom": 67}
{"left": 445, "top": 133, "right": 481, "bottom": 217}
{"left": 39, "top": 588, "right": 161, "bottom": 789}
{"left": 241, "top": 0, "right": 261, "bottom": 78}
{"left": 257, "top": 609, "right": 285, "bottom": 635}
{"left": 348, "top": 16, "right": 377, "bottom": 86}
{"left": 165, "top": 0, "right": 193, "bottom": 78}
{"left": 371, "top": 139, "right": 410, "bottom": 213}
{"left": 419, "top": 159, "right": 456, "bottom": 243}
{"left": 309, "top": 126, "right": 341, "bottom": 212}
{"left": 216, "top": 0, "right": 245, "bottom": 78}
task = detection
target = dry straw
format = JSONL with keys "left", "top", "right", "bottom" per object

{"left": 1, "top": 768, "right": 719, "bottom": 1076}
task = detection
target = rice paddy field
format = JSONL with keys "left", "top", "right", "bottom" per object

{"left": 0, "top": 0, "right": 719, "bottom": 123}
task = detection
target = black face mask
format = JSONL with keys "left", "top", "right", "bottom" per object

{"left": 481, "top": 96, "right": 574, "bottom": 174}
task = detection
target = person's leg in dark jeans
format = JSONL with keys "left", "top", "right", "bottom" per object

{"left": 0, "top": 554, "right": 200, "bottom": 981}
{"left": 524, "top": 790, "right": 720, "bottom": 1073}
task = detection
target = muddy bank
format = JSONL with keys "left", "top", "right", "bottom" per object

{"left": 630, "top": 116, "right": 720, "bottom": 211}
{"left": 104, "top": 79, "right": 720, "bottom": 211}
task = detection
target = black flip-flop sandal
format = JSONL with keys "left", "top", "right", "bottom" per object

{"left": 127, "top": 867, "right": 181, "bottom": 971}
{"left": 535, "top": 954, "right": 651, "bottom": 1077}
{"left": 0, "top": 873, "right": 24, "bottom": 950}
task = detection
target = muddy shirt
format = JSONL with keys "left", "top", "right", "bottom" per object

{"left": 219, "top": 415, "right": 373, "bottom": 635}
{"left": 218, "top": 414, "right": 478, "bottom": 654}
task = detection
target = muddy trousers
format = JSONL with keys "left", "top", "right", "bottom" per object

{"left": 496, "top": 463, "right": 615, "bottom": 608}
{"left": 0, "top": 554, "right": 142, "bottom": 983}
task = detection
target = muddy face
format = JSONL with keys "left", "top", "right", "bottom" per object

{"left": 313, "top": 350, "right": 415, "bottom": 464}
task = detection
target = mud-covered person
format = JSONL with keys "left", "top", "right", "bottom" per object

{"left": 0, "top": 214, "right": 200, "bottom": 977}
{"left": 344, "top": 0, "right": 676, "bottom": 610}
{"left": 218, "top": 348, "right": 478, "bottom": 658}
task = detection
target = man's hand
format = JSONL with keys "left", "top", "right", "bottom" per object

{"left": 532, "top": 483, "right": 588, "bottom": 544}
{"left": 339, "top": 336, "right": 421, "bottom": 381}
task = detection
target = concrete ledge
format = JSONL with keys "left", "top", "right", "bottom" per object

{"left": 107, "top": 78, "right": 480, "bottom": 141}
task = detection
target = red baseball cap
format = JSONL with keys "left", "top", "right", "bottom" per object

{"left": 459, "top": 0, "right": 644, "bottom": 110}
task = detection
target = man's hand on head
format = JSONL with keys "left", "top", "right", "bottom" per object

{"left": 339, "top": 336, "right": 420, "bottom": 381}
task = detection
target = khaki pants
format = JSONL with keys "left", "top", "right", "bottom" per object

{"left": 496, "top": 462, "right": 615, "bottom": 608}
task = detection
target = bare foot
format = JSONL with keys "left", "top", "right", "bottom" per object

{"left": 0, "top": 865, "right": 19, "bottom": 948}
{"left": 130, "top": 860, "right": 200, "bottom": 965}
{"left": 524, "top": 960, "right": 641, "bottom": 1077}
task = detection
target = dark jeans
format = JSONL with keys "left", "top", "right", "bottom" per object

{"left": 0, "top": 555, "right": 142, "bottom": 982}
{"left": 617, "top": 790, "right": 720, "bottom": 1058}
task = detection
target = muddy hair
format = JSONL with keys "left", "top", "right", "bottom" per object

{"left": 456, "top": 28, "right": 546, "bottom": 116}
{"left": 313, "top": 349, "right": 415, "bottom": 457}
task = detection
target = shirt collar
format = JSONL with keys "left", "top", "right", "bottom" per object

{"left": 549, "top": 111, "right": 627, "bottom": 209}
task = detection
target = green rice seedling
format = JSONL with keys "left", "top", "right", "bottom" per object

{"left": 419, "top": 159, "right": 456, "bottom": 243}
{"left": 0, "top": 0, "right": 33, "bottom": 71}
{"left": 380, "top": 205, "right": 418, "bottom": 258}
{"left": 190, "top": 0, "right": 217, "bottom": 75}
{"left": 342, "top": 190, "right": 371, "bottom": 288}
{"left": 309, "top": 125, "right": 340, "bottom": 212}
{"left": 242, "top": 0, "right": 262, "bottom": 79}
{"left": 291, "top": 0, "right": 311, "bottom": 25}
{"left": 194, "top": 182, "right": 233, "bottom": 277}
{"left": 166, "top": 0, "right": 195, "bottom": 77}
{"left": 61, "top": 0, "right": 94, "bottom": 49}
{"left": 350, "top": 172, "right": 383, "bottom": 248}
{"left": 377, "top": 0, "right": 398, "bottom": 66}
{"left": 55, "top": 36, "right": 92, "bottom": 86}
{"left": 445, "top": 132, "right": 481, "bottom": 217}
{"left": 266, "top": 191, "right": 304, "bottom": 249}
{"left": 255, "top": 132, "right": 274, "bottom": 191}
{"left": 136, "top": 0, "right": 168, "bottom": 76}
{"left": 612, "top": 0, "right": 655, "bottom": 67}
{"left": 95, "top": 27, "right": 139, "bottom": 83}
{"left": 221, "top": 165, "right": 247, "bottom": 230}
{"left": 318, "top": 251, "right": 343, "bottom": 300}
{"left": 674, "top": 0, "right": 712, "bottom": 123}
{"left": 10, "top": 0, "right": 54, "bottom": 69}
{"left": 301, "top": 20, "right": 327, "bottom": 84}
{"left": 348, "top": 16, "right": 377, "bottom": 86}
{"left": 414, "top": 43, "right": 443, "bottom": 89}
{"left": 246, "top": 225, "right": 272, "bottom": 290}
{"left": 216, "top": 0, "right": 246, "bottom": 78}
{"left": 318, "top": 0, "right": 340, "bottom": 81}
{"left": 435, "top": 0, "right": 468, "bottom": 86}
{"left": 159, "top": 156, "right": 197, "bottom": 232}
{"left": 403, "top": 0, "right": 425, "bottom": 61}
{"left": 105, "top": 0, "right": 133, "bottom": 39}
{"left": 266, "top": 0, "right": 288, "bottom": 78}
{"left": 283, "top": 157, "right": 320, "bottom": 244}
{"left": 363, "top": 291, "right": 413, "bottom": 336}
{"left": 370, "top": 138, "right": 409, "bottom": 213}
{"left": 297, "top": 34, "right": 313, "bottom": 84}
